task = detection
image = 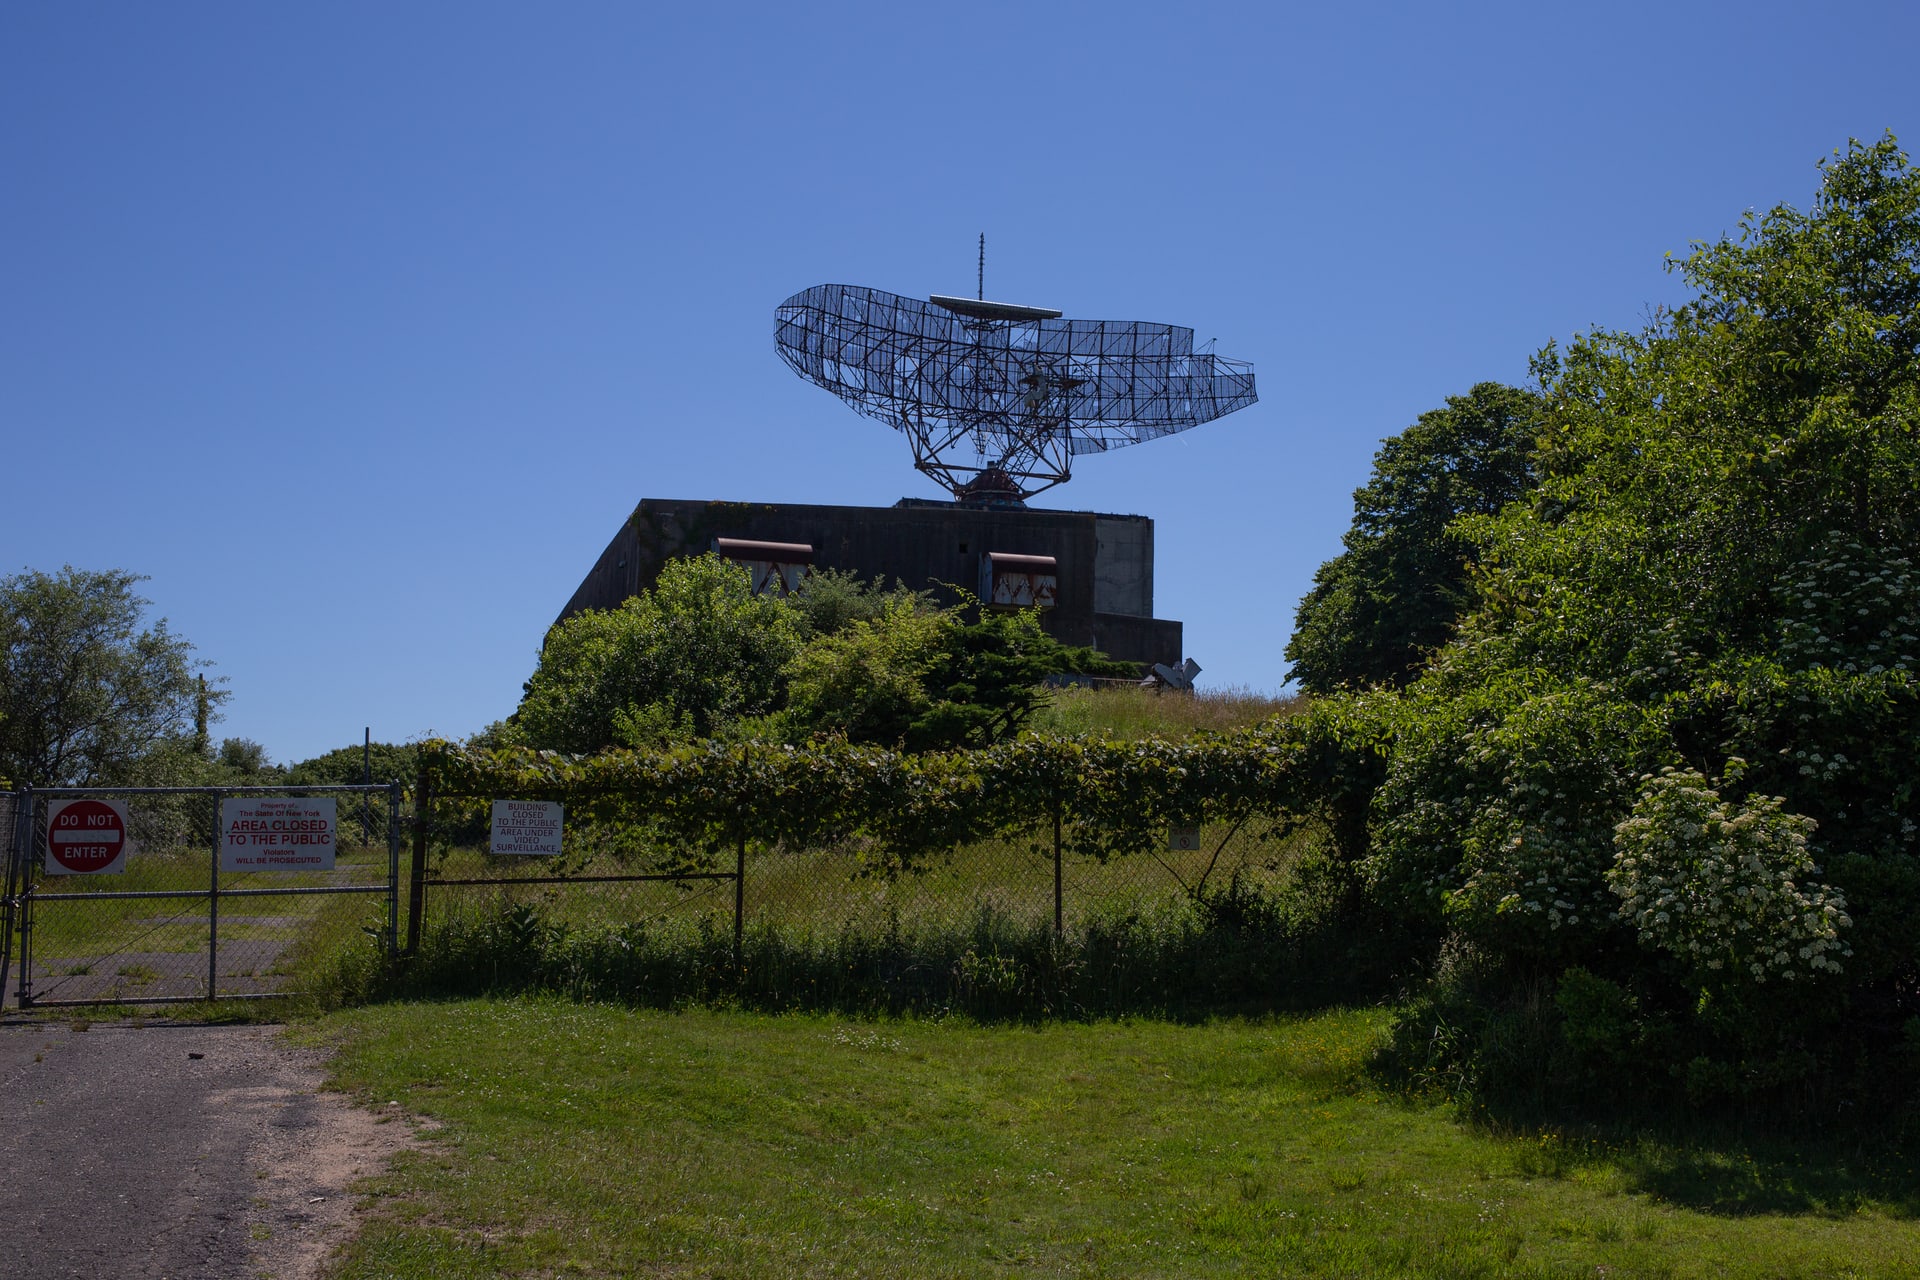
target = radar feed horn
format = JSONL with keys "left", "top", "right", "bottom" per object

{"left": 774, "top": 283, "right": 1257, "bottom": 504}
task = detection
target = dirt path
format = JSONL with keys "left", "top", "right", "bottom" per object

{"left": 0, "top": 1020, "right": 418, "bottom": 1280}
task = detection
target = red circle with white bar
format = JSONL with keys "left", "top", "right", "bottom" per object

{"left": 48, "top": 799, "right": 126, "bottom": 873}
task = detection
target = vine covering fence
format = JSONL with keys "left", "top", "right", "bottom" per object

{"left": 407, "top": 728, "right": 1356, "bottom": 947}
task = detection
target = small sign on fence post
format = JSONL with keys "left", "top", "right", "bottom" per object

{"left": 490, "top": 801, "right": 563, "bottom": 856}
{"left": 46, "top": 798, "right": 134, "bottom": 875}
{"left": 220, "top": 797, "right": 337, "bottom": 872}
{"left": 1168, "top": 825, "right": 1202, "bottom": 852}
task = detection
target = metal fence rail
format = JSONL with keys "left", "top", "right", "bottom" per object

{"left": 3, "top": 784, "right": 401, "bottom": 1009}
{"left": 410, "top": 783, "right": 1301, "bottom": 957}
{"left": 2, "top": 775, "right": 1310, "bottom": 1011}
{"left": 408, "top": 783, "right": 750, "bottom": 954}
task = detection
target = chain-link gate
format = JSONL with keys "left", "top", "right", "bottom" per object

{"left": 4, "top": 784, "right": 400, "bottom": 1009}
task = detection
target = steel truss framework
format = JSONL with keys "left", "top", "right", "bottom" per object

{"left": 775, "top": 284, "right": 1257, "bottom": 502}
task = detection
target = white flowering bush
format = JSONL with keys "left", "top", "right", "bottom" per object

{"left": 1776, "top": 532, "right": 1920, "bottom": 678}
{"left": 1447, "top": 800, "right": 1615, "bottom": 956}
{"left": 1367, "top": 673, "right": 1665, "bottom": 952}
{"left": 1608, "top": 767, "right": 1851, "bottom": 987}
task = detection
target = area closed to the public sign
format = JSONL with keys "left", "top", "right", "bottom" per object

{"left": 220, "top": 797, "right": 337, "bottom": 872}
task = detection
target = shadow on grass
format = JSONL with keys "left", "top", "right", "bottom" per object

{"left": 1487, "top": 1117, "right": 1920, "bottom": 1219}
{"left": 1612, "top": 1138, "right": 1920, "bottom": 1218}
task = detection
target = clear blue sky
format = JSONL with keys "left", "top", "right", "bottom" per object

{"left": 5, "top": 2, "right": 1916, "bottom": 764}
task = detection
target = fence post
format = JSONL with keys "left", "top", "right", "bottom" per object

{"left": 16, "top": 792, "right": 33, "bottom": 1009}
{"left": 733, "top": 834, "right": 746, "bottom": 960}
{"left": 1053, "top": 804, "right": 1064, "bottom": 936}
{"left": 406, "top": 760, "right": 430, "bottom": 956}
{"left": 362, "top": 727, "right": 373, "bottom": 846}
{"left": 0, "top": 787, "right": 27, "bottom": 1009}
{"left": 208, "top": 791, "right": 221, "bottom": 1000}
{"left": 386, "top": 781, "right": 403, "bottom": 961}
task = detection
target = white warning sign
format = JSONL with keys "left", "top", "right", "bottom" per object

{"left": 220, "top": 797, "right": 337, "bottom": 872}
{"left": 491, "top": 800, "right": 563, "bottom": 856}
{"left": 1168, "top": 825, "right": 1203, "bottom": 852}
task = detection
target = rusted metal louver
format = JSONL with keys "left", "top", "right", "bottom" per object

{"left": 715, "top": 538, "right": 814, "bottom": 597}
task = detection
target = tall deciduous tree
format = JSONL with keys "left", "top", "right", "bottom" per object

{"left": 513, "top": 554, "right": 804, "bottom": 751}
{"left": 1285, "top": 382, "right": 1541, "bottom": 692}
{"left": 784, "top": 598, "right": 1136, "bottom": 751}
{"left": 1342, "top": 136, "right": 1920, "bottom": 1109}
{"left": 0, "top": 567, "right": 221, "bottom": 785}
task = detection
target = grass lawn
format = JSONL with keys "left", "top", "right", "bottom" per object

{"left": 313, "top": 999, "right": 1920, "bottom": 1278}
{"left": 1027, "top": 685, "right": 1298, "bottom": 740}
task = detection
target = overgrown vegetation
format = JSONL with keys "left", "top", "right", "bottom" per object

{"left": 1287, "top": 136, "right": 1920, "bottom": 1127}
{"left": 313, "top": 727, "right": 1405, "bottom": 1022}
{"left": 506, "top": 554, "right": 1135, "bottom": 754}
{"left": 415, "top": 729, "right": 1354, "bottom": 878}
{"left": 1028, "top": 683, "right": 1298, "bottom": 739}
{"left": 352, "top": 889, "right": 1395, "bottom": 1023}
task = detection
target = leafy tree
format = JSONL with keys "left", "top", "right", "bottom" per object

{"left": 781, "top": 594, "right": 1139, "bottom": 751}
{"left": 216, "top": 737, "right": 275, "bottom": 778}
{"left": 1348, "top": 136, "right": 1920, "bottom": 1113}
{"left": 1286, "top": 382, "right": 1541, "bottom": 692}
{"left": 904, "top": 604, "right": 1136, "bottom": 751}
{"left": 782, "top": 567, "right": 931, "bottom": 637}
{"left": 285, "top": 741, "right": 417, "bottom": 786}
{"left": 513, "top": 554, "right": 803, "bottom": 751}
{"left": 782, "top": 599, "right": 948, "bottom": 746}
{"left": 0, "top": 567, "right": 222, "bottom": 785}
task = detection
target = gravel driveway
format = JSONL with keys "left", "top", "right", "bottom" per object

{"left": 0, "top": 1019, "right": 416, "bottom": 1280}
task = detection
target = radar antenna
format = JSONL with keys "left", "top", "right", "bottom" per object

{"left": 774, "top": 279, "right": 1257, "bottom": 504}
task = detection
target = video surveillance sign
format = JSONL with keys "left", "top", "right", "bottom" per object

{"left": 491, "top": 801, "right": 563, "bottom": 856}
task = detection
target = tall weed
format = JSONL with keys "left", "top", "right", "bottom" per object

{"left": 349, "top": 880, "right": 1401, "bottom": 1023}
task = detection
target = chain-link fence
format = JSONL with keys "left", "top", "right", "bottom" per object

{"left": 410, "top": 793, "right": 744, "bottom": 953}
{"left": 412, "top": 786, "right": 1303, "bottom": 952}
{"left": 746, "top": 821, "right": 1298, "bottom": 935}
{"left": 403, "top": 780, "right": 1331, "bottom": 1017}
{"left": 0, "top": 756, "right": 1341, "bottom": 1018}
{"left": 4, "top": 785, "right": 400, "bottom": 1009}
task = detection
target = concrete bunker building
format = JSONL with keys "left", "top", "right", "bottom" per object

{"left": 560, "top": 496, "right": 1182, "bottom": 669}
{"left": 560, "top": 276, "right": 1256, "bottom": 671}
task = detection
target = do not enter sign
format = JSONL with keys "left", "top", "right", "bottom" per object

{"left": 46, "top": 798, "right": 132, "bottom": 875}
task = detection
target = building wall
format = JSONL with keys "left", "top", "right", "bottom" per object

{"left": 560, "top": 497, "right": 1183, "bottom": 668}
{"left": 1092, "top": 516, "right": 1152, "bottom": 617}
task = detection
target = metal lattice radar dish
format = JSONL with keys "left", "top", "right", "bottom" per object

{"left": 774, "top": 284, "right": 1257, "bottom": 503}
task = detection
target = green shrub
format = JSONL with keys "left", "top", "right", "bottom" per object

{"left": 1330, "top": 139, "right": 1920, "bottom": 1122}
{"left": 375, "top": 878, "right": 1400, "bottom": 1023}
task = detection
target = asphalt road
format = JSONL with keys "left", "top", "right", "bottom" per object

{"left": 0, "top": 1020, "right": 406, "bottom": 1280}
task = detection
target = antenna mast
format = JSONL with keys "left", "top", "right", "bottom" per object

{"left": 977, "top": 233, "right": 984, "bottom": 301}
